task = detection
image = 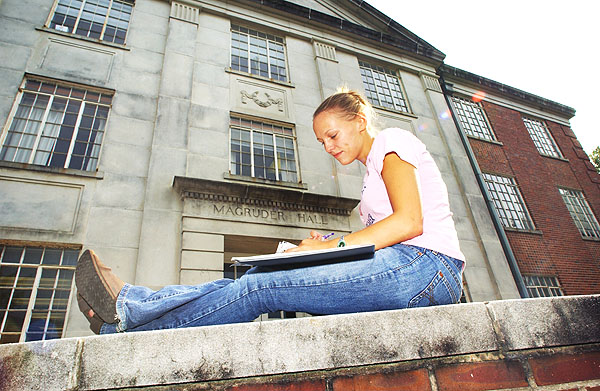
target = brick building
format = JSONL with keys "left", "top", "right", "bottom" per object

{"left": 440, "top": 65, "right": 600, "bottom": 297}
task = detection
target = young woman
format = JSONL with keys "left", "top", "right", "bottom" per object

{"left": 76, "top": 90, "right": 465, "bottom": 334}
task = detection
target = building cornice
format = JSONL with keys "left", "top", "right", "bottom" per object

{"left": 173, "top": 176, "right": 360, "bottom": 216}
{"left": 172, "top": 0, "right": 446, "bottom": 64}
{"left": 243, "top": 0, "right": 445, "bottom": 63}
{"left": 438, "top": 64, "right": 576, "bottom": 119}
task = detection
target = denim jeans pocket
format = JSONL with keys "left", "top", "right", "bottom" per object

{"left": 407, "top": 270, "right": 456, "bottom": 308}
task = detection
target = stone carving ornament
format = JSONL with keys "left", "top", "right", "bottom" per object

{"left": 240, "top": 90, "right": 284, "bottom": 112}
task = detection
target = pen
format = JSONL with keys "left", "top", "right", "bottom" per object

{"left": 322, "top": 232, "right": 335, "bottom": 240}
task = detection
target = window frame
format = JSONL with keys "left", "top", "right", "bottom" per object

{"left": 558, "top": 187, "right": 600, "bottom": 239}
{"left": 228, "top": 115, "right": 300, "bottom": 184}
{"left": 450, "top": 95, "right": 497, "bottom": 141}
{"left": 522, "top": 116, "right": 562, "bottom": 158}
{"left": 46, "top": 0, "right": 135, "bottom": 45}
{"left": 0, "top": 245, "right": 79, "bottom": 344}
{"left": 0, "top": 76, "right": 113, "bottom": 172}
{"left": 359, "top": 60, "right": 411, "bottom": 114}
{"left": 482, "top": 172, "right": 536, "bottom": 231}
{"left": 230, "top": 24, "right": 289, "bottom": 82}
{"left": 523, "top": 275, "right": 564, "bottom": 298}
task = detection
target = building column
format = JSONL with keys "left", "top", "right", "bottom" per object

{"left": 134, "top": 1, "right": 200, "bottom": 288}
{"left": 420, "top": 72, "right": 520, "bottom": 301}
{"left": 312, "top": 40, "right": 343, "bottom": 196}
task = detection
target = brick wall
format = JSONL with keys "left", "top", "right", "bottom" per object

{"left": 470, "top": 101, "right": 600, "bottom": 295}
{"left": 200, "top": 348, "right": 600, "bottom": 391}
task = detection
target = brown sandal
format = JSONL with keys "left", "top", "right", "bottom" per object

{"left": 77, "top": 294, "right": 104, "bottom": 334}
{"left": 75, "top": 249, "right": 125, "bottom": 325}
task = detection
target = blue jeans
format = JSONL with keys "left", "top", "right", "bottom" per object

{"left": 100, "top": 244, "right": 464, "bottom": 334}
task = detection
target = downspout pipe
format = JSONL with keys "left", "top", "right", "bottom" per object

{"left": 439, "top": 75, "right": 529, "bottom": 299}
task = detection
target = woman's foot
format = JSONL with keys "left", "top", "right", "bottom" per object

{"left": 75, "top": 249, "right": 125, "bottom": 328}
{"left": 77, "top": 294, "right": 104, "bottom": 334}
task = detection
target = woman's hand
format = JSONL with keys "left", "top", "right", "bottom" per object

{"left": 308, "top": 230, "right": 324, "bottom": 240}
{"left": 284, "top": 231, "right": 336, "bottom": 253}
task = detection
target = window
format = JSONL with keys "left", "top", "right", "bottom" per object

{"left": 559, "top": 188, "right": 600, "bottom": 239}
{"left": 48, "top": 0, "right": 134, "bottom": 44}
{"left": 482, "top": 173, "right": 535, "bottom": 230}
{"left": 0, "top": 245, "right": 79, "bottom": 344}
{"left": 230, "top": 116, "right": 298, "bottom": 183}
{"left": 523, "top": 275, "right": 563, "bottom": 298}
{"left": 0, "top": 78, "right": 112, "bottom": 172}
{"left": 230, "top": 25, "right": 287, "bottom": 82}
{"left": 359, "top": 60, "right": 409, "bottom": 113}
{"left": 522, "top": 117, "right": 562, "bottom": 158}
{"left": 450, "top": 96, "right": 496, "bottom": 140}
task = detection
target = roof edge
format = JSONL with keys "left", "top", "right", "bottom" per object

{"left": 346, "top": 0, "right": 444, "bottom": 59}
{"left": 240, "top": 0, "right": 446, "bottom": 63}
{"left": 438, "top": 64, "right": 576, "bottom": 118}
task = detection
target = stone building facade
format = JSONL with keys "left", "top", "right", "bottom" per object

{"left": 1, "top": 0, "right": 530, "bottom": 343}
{"left": 440, "top": 65, "right": 600, "bottom": 297}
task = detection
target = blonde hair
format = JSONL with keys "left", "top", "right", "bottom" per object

{"left": 313, "top": 87, "right": 378, "bottom": 136}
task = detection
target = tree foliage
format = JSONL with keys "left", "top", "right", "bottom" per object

{"left": 591, "top": 146, "right": 600, "bottom": 173}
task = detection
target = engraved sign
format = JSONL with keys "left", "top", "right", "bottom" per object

{"left": 175, "top": 177, "right": 360, "bottom": 232}
{"left": 183, "top": 199, "right": 350, "bottom": 231}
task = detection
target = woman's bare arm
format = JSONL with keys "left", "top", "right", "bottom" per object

{"left": 288, "top": 152, "right": 423, "bottom": 252}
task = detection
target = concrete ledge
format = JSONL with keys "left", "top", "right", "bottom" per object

{"left": 1, "top": 295, "right": 599, "bottom": 390}
{"left": 487, "top": 295, "right": 600, "bottom": 350}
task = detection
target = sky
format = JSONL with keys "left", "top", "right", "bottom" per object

{"left": 366, "top": 0, "right": 599, "bottom": 155}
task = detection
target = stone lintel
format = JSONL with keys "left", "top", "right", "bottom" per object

{"left": 173, "top": 175, "right": 360, "bottom": 216}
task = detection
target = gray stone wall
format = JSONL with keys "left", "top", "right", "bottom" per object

{"left": 0, "top": 0, "right": 520, "bottom": 341}
{"left": 1, "top": 295, "right": 598, "bottom": 390}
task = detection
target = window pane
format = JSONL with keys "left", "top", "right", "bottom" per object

{"left": 16, "top": 267, "right": 36, "bottom": 288}
{"left": 34, "top": 289, "right": 53, "bottom": 310}
{"left": 0, "top": 265, "right": 19, "bottom": 288}
{"left": 9, "top": 289, "right": 32, "bottom": 310}
{"left": 1, "top": 247, "right": 23, "bottom": 264}
{"left": 0, "top": 288, "right": 12, "bottom": 309}
{"left": 3, "top": 310, "right": 26, "bottom": 332}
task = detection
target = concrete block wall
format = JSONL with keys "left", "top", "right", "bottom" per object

{"left": 475, "top": 100, "right": 600, "bottom": 295}
{"left": 1, "top": 295, "right": 599, "bottom": 390}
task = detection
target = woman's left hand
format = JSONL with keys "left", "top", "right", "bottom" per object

{"left": 285, "top": 238, "right": 335, "bottom": 253}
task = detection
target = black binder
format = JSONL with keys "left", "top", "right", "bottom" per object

{"left": 232, "top": 244, "right": 375, "bottom": 267}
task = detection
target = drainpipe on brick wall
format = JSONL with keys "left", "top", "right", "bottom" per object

{"left": 439, "top": 75, "right": 529, "bottom": 299}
